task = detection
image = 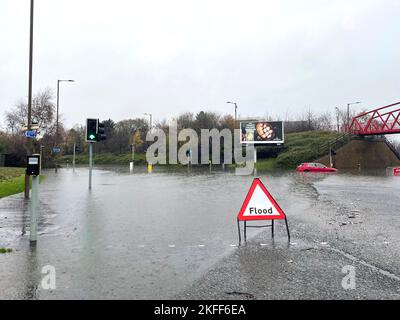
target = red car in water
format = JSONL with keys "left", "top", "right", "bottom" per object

{"left": 296, "top": 163, "right": 338, "bottom": 173}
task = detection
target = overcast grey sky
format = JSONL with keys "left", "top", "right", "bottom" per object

{"left": 1, "top": 0, "right": 400, "bottom": 129}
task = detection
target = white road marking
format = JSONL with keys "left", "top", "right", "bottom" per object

{"left": 314, "top": 239, "right": 400, "bottom": 282}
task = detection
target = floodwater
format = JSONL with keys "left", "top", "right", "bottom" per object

{"left": 0, "top": 166, "right": 399, "bottom": 299}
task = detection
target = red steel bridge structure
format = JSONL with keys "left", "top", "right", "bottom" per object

{"left": 348, "top": 102, "right": 400, "bottom": 135}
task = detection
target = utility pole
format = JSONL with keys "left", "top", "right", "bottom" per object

{"left": 25, "top": 0, "right": 35, "bottom": 199}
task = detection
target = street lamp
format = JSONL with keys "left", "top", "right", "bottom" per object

{"left": 347, "top": 101, "right": 361, "bottom": 131}
{"left": 56, "top": 79, "right": 75, "bottom": 139}
{"left": 226, "top": 101, "right": 238, "bottom": 122}
{"left": 144, "top": 113, "right": 152, "bottom": 129}
{"left": 55, "top": 79, "right": 74, "bottom": 172}
{"left": 25, "top": 0, "right": 34, "bottom": 199}
{"left": 335, "top": 107, "right": 340, "bottom": 132}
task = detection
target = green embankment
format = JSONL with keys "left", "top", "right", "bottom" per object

{"left": 0, "top": 167, "right": 45, "bottom": 198}
{"left": 58, "top": 131, "right": 341, "bottom": 170}
{"left": 270, "top": 131, "right": 341, "bottom": 169}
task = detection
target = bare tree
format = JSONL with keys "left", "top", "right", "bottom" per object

{"left": 301, "top": 108, "right": 315, "bottom": 131}
{"left": 219, "top": 114, "right": 235, "bottom": 132}
{"left": 314, "top": 111, "right": 333, "bottom": 131}
{"left": 175, "top": 112, "right": 195, "bottom": 130}
{"left": 5, "top": 88, "right": 55, "bottom": 135}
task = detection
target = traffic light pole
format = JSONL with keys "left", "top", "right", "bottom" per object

{"left": 89, "top": 142, "right": 93, "bottom": 190}
{"left": 86, "top": 118, "right": 106, "bottom": 189}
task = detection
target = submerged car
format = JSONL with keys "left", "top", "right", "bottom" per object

{"left": 296, "top": 163, "right": 338, "bottom": 173}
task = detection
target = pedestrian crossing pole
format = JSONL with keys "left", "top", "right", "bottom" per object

{"left": 26, "top": 154, "right": 40, "bottom": 243}
{"left": 30, "top": 175, "right": 39, "bottom": 242}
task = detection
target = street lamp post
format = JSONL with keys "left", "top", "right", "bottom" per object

{"left": 227, "top": 101, "right": 238, "bottom": 122}
{"left": 25, "top": 0, "right": 35, "bottom": 199}
{"left": 347, "top": 101, "right": 361, "bottom": 131}
{"left": 335, "top": 107, "right": 340, "bottom": 132}
{"left": 144, "top": 113, "right": 152, "bottom": 129}
{"left": 55, "top": 79, "right": 74, "bottom": 172}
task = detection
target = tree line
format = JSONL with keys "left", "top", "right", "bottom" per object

{"left": 0, "top": 88, "right": 371, "bottom": 167}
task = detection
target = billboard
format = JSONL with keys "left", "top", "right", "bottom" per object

{"left": 240, "top": 121, "right": 284, "bottom": 144}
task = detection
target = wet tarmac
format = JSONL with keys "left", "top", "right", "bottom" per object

{"left": 0, "top": 166, "right": 399, "bottom": 299}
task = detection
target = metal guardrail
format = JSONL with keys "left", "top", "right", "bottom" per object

{"left": 314, "top": 133, "right": 353, "bottom": 160}
{"left": 381, "top": 136, "right": 400, "bottom": 160}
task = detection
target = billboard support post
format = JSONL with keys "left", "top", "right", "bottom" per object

{"left": 253, "top": 146, "right": 257, "bottom": 176}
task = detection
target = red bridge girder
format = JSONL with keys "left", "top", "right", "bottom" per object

{"left": 348, "top": 102, "right": 400, "bottom": 135}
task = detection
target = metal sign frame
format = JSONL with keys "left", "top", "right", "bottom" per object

{"left": 236, "top": 178, "right": 290, "bottom": 244}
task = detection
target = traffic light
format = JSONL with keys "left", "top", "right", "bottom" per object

{"left": 86, "top": 118, "right": 98, "bottom": 142}
{"left": 86, "top": 118, "right": 107, "bottom": 142}
{"left": 97, "top": 122, "right": 106, "bottom": 141}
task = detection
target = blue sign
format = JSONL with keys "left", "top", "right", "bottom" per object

{"left": 53, "top": 148, "right": 61, "bottom": 153}
{"left": 25, "top": 130, "right": 37, "bottom": 138}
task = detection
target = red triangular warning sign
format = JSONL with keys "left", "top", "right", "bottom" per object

{"left": 238, "top": 178, "right": 286, "bottom": 221}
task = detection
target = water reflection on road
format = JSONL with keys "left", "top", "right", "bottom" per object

{"left": 0, "top": 166, "right": 398, "bottom": 299}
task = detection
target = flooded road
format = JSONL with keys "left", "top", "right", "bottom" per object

{"left": 0, "top": 166, "right": 399, "bottom": 299}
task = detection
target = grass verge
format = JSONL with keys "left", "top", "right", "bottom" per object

{"left": 0, "top": 248, "right": 13, "bottom": 254}
{"left": 0, "top": 167, "right": 45, "bottom": 198}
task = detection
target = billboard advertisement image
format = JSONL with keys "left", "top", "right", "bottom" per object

{"left": 240, "top": 121, "right": 284, "bottom": 144}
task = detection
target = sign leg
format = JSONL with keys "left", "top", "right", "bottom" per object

{"left": 237, "top": 218, "right": 241, "bottom": 245}
{"left": 285, "top": 218, "right": 291, "bottom": 241}
{"left": 272, "top": 219, "right": 274, "bottom": 239}
{"left": 244, "top": 221, "right": 247, "bottom": 243}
